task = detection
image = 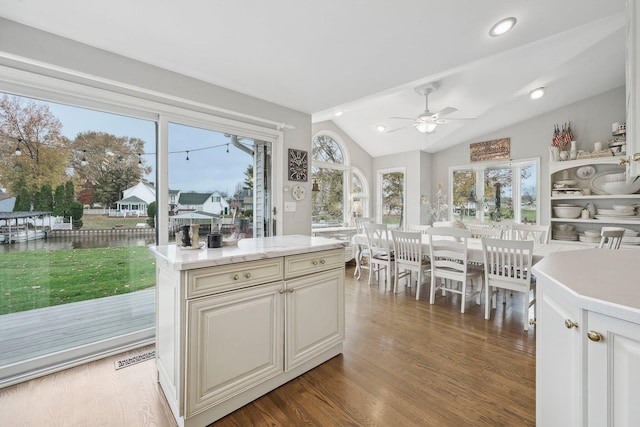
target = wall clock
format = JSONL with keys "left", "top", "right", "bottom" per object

{"left": 291, "top": 184, "right": 306, "bottom": 201}
{"left": 288, "top": 149, "right": 308, "bottom": 181}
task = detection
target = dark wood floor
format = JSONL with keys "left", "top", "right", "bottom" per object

{"left": 0, "top": 265, "right": 535, "bottom": 426}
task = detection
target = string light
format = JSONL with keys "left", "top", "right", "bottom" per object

{"left": 138, "top": 153, "right": 142, "bottom": 165}
{"left": 80, "top": 149, "right": 88, "bottom": 166}
{"left": 185, "top": 151, "right": 190, "bottom": 163}
{"left": 15, "top": 138, "right": 22, "bottom": 156}
{"left": 226, "top": 144, "right": 229, "bottom": 153}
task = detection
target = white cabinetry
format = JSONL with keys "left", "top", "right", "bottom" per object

{"left": 586, "top": 312, "right": 640, "bottom": 425}
{"left": 549, "top": 157, "right": 640, "bottom": 242}
{"left": 626, "top": 0, "right": 640, "bottom": 177}
{"left": 154, "top": 244, "right": 345, "bottom": 427}
{"left": 536, "top": 283, "right": 584, "bottom": 426}
{"left": 534, "top": 250, "right": 640, "bottom": 426}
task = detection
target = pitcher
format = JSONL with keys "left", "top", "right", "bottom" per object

{"left": 548, "top": 146, "right": 560, "bottom": 162}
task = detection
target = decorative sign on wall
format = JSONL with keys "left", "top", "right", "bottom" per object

{"left": 288, "top": 148, "right": 308, "bottom": 181}
{"left": 470, "top": 138, "right": 511, "bottom": 162}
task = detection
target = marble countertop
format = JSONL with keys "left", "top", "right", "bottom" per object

{"left": 532, "top": 249, "right": 640, "bottom": 323}
{"left": 150, "top": 235, "right": 346, "bottom": 270}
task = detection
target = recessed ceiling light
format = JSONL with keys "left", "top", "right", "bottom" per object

{"left": 376, "top": 124, "right": 387, "bottom": 132}
{"left": 334, "top": 111, "right": 343, "bottom": 117}
{"left": 529, "top": 87, "right": 545, "bottom": 100}
{"left": 489, "top": 17, "right": 517, "bottom": 37}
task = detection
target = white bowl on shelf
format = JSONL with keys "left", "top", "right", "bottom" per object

{"left": 584, "top": 229, "right": 600, "bottom": 238}
{"left": 600, "top": 179, "right": 640, "bottom": 195}
{"left": 553, "top": 206, "right": 583, "bottom": 219}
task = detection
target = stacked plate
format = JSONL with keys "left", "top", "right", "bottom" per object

{"left": 595, "top": 207, "right": 639, "bottom": 220}
{"left": 553, "top": 227, "right": 579, "bottom": 241}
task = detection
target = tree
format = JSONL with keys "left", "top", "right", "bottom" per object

{"left": 68, "top": 131, "right": 150, "bottom": 206}
{"left": 243, "top": 164, "right": 254, "bottom": 191}
{"left": 0, "top": 94, "right": 70, "bottom": 195}
{"left": 146, "top": 201, "right": 157, "bottom": 228}
{"left": 34, "top": 183, "right": 54, "bottom": 211}
{"left": 70, "top": 201, "right": 83, "bottom": 229}
{"left": 52, "top": 184, "right": 66, "bottom": 217}
{"left": 381, "top": 172, "right": 404, "bottom": 226}
{"left": 13, "top": 185, "right": 31, "bottom": 212}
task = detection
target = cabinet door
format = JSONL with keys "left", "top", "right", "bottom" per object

{"left": 537, "top": 284, "right": 583, "bottom": 427}
{"left": 185, "top": 282, "right": 283, "bottom": 417}
{"left": 587, "top": 311, "right": 640, "bottom": 426}
{"left": 285, "top": 268, "right": 345, "bottom": 371}
{"left": 626, "top": 0, "right": 640, "bottom": 178}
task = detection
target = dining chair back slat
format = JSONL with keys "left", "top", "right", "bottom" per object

{"left": 506, "top": 223, "right": 550, "bottom": 244}
{"left": 599, "top": 227, "right": 625, "bottom": 250}
{"left": 426, "top": 227, "right": 484, "bottom": 313}
{"left": 392, "top": 230, "right": 430, "bottom": 298}
{"left": 481, "top": 237, "right": 535, "bottom": 330}
{"left": 363, "top": 223, "right": 394, "bottom": 289}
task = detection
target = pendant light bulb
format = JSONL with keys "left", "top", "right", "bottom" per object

{"left": 186, "top": 151, "right": 190, "bottom": 163}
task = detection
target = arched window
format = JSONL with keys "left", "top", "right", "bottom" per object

{"left": 351, "top": 168, "right": 369, "bottom": 219}
{"left": 311, "top": 132, "right": 358, "bottom": 228}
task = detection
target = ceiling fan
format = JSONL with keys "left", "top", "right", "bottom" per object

{"left": 387, "top": 84, "right": 474, "bottom": 134}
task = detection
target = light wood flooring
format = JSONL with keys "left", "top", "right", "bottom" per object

{"left": 0, "top": 265, "right": 535, "bottom": 426}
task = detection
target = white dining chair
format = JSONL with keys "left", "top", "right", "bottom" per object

{"left": 353, "top": 217, "right": 375, "bottom": 279}
{"left": 505, "top": 223, "right": 551, "bottom": 244}
{"left": 363, "top": 223, "right": 394, "bottom": 289}
{"left": 406, "top": 224, "right": 431, "bottom": 234}
{"left": 426, "top": 227, "right": 484, "bottom": 313}
{"left": 599, "top": 227, "right": 625, "bottom": 250}
{"left": 481, "top": 237, "right": 535, "bottom": 330}
{"left": 391, "top": 230, "right": 431, "bottom": 299}
{"left": 468, "top": 227, "right": 503, "bottom": 239}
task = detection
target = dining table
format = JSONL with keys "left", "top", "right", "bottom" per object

{"left": 350, "top": 233, "right": 640, "bottom": 279}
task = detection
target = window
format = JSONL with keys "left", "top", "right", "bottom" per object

{"left": 311, "top": 133, "right": 348, "bottom": 228}
{"left": 379, "top": 168, "right": 405, "bottom": 229}
{"left": 449, "top": 158, "right": 539, "bottom": 224}
{"left": 351, "top": 168, "right": 369, "bottom": 218}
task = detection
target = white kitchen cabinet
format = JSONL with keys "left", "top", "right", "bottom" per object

{"left": 586, "top": 311, "right": 640, "bottom": 426}
{"left": 625, "top": 0, "right": 640, "bottom": 178}
{"left": 185, "top": 282, "right": 284, "bottom": 417}
{"left": 151, "top": 239, "right": 345, "bottom": 427}
{"left": 536, "top": 283, "right": 584, "bottom": 427}
{"left": 285, "top": 268, "right": 345, "bottom": 370}
{"left": 533, "top": 249, "right": 640, "bottom": 427}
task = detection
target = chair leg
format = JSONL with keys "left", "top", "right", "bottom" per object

{"left": 460, "top": 281, "right": 466, "bottom": 314}
{"left": 485, "top": 285, "right": 492, "bottom": 320}
{"left": 523, "top": 291, "right": 530, "bottom": 331}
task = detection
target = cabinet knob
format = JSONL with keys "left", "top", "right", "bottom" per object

{"left": 288, "top": 288, "right": 294, "bottom": 293}
{"left": 619, "top": 154, "right": 640, "bottom": 165}
{"left": 245, "top": 272, "right": 251, "bottom": 278}
{"left": 529, "top": 319, "right": 536, "bottom": 326}
{"left": 320, "top": 259, "right": 326, "bottom": 264}
{"left": 587, "top": 331, "right": 604, "bottom": 342}
{"left": 312, "top": 260, "right": 318, "bottom": 265}
{"left": 233, "top": 274, "right": 240, "bottom": 280}
{"left": 564, "top": 319, "right": 578, "bottom": 329}
{"left": 278, "top": 288, "right": 285, "bottom": 294}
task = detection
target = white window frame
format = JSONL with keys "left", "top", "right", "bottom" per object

{"left": 377, "top": 167, "right": 406, "bottom": 229}
{"left": 448, "top": 157, "right": 540, "bottom": 224}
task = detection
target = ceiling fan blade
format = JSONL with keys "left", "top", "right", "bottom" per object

{"left": 386, "top": 124, "right": 416, "bottom": 133}
{"left": 439, "top": 117, "right": 476, "bottom": 122}
{"left": 389, "top": 116, "right": 417, "bottom": 121}
{"left": 431, "top": 107, "right": 457, "bottom": 119}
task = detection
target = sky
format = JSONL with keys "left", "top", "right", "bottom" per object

{"left": 40, "top": 98, "right": 253, "bottom": 195}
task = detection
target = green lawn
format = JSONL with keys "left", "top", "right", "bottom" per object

{"left": 0, "top": 246, "right": 155, "bottom": 315}
{"left": 80, "top": 215, "right": 151, "bottom": 230}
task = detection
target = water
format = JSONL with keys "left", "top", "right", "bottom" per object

{"left": 0, "top": 235, "right": 156, "bottom": 253}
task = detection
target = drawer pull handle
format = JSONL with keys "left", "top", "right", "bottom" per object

{"left": 320, "top": 259, "right": 325, "bottom": 264}
{"left": 564, "top": 319, "right": 578, "bottom": 329}
{"left": 245, "top": 272, "right": 251, "bottom": 278}
{"left": 312, "top": 260, "right": 318, "bottom": 265}
{"left": 233, "top": 274, "right": 240, "bottom": 280}
{"left": 588, "top": 331, "right": 603, "bottom": 342}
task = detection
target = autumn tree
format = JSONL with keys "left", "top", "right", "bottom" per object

{"left": 69, "top": 131, "right": 150, "bottom": 207}
{"left": 311, "top": 135, "right": 345, "bottom": 224}
{"left": 0, "top": 94, "right": 70, "bottom": 195}
{"left": 381, "top": 171, "right": 404, "bottom": 226}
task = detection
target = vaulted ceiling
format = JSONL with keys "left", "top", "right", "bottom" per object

{"left": 0, "top": 0, "right": 627, "bottom": 156}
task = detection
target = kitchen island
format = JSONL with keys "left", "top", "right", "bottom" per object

{"left": 150, "top": 235, "right": 346, "bottom": 427}
{"left": 532, "top": 249, "right": 640, "bottom": 426}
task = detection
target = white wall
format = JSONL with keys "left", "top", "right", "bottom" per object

{"left": 0, "top": 18, "right": 313, "bottom": 235}
{"left": 431, "top": 86, "right": 625, "bottom": 225}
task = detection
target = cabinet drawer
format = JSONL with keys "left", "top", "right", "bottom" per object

{"left": 284, "top": 249, "right": 344, "bottom": 279}
{"left": 186, "top": 258, "right": 284, "bottom": 298}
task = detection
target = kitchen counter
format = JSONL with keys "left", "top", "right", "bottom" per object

{"left": 151, "top": 235, "right": 346, "bottom": 426}
{"left": 150, "top": 234, "right": 346, "bottom": 270}
{"left": 531, "top": 248, "right": 640, "bottom": 324}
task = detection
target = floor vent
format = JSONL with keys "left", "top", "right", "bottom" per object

{"left": 114, "top": 349, "right": 156, "bottom": 370}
